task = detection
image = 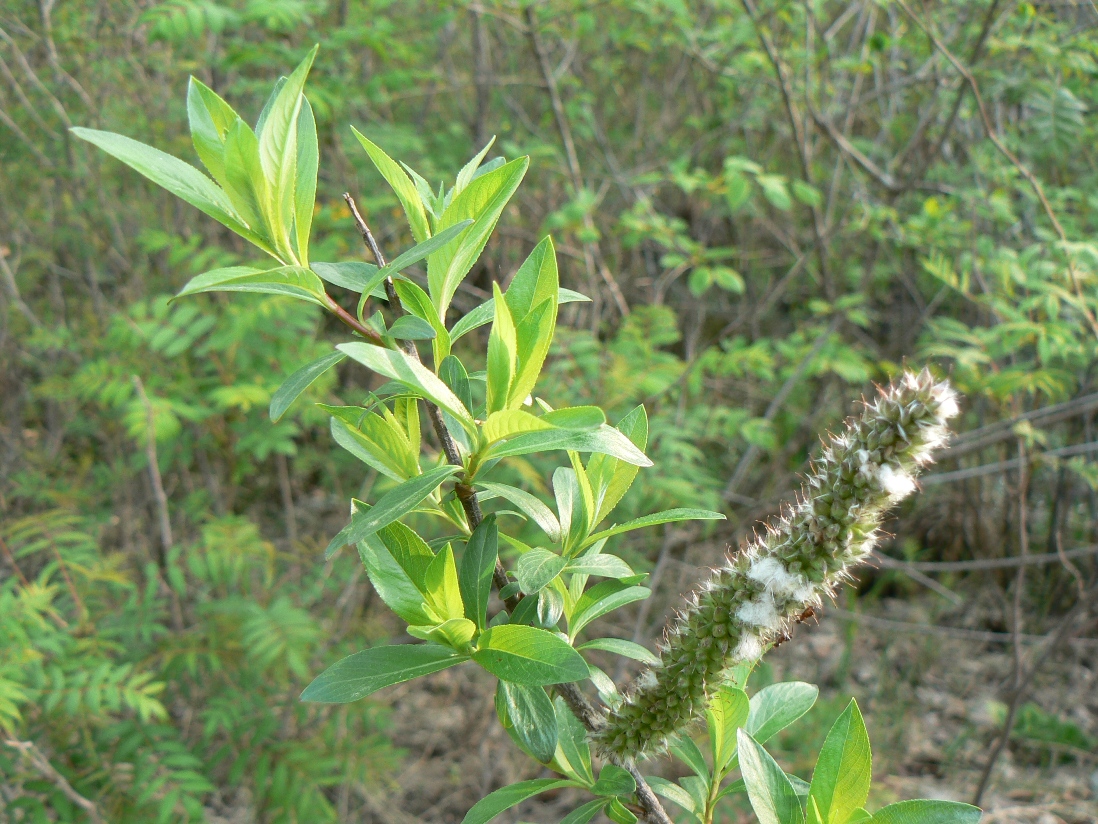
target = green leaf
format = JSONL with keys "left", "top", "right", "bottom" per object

{"left": 707, "top": 685, "right": 751, "bottom": 774}
{"left": 670, "top": 735, "right": 710, "bottom": 781}
{"left": 506, "top": 237, "right": 559, "bottom": 405}
{"left": 585, "top": 508, "right": 725, "bottom": 546}
{"left": 337, "top": 343, "right": 476, "bottom": 435}
{"left": 495, "top": 680, "right": 558, "bottom": 763}
{"left": 542, "top": 406, "right": 606, "bottom": 431}
{"left": 270, "top": 351, "right": 345, "bottom": 421}
{"left": 439, "top": 355, "right": 474, "bottom": 413}
{"left": 326, "top": 407, "right": 419, "bottom": 481}
{"left": 569, "top": 580, "right": 650, "bottom": 640}
{"left": 808, "top": 700, "right": 871, "bottom": 824}
{"left": 294, "top": 97, "right": 318, "bottom": 264}
{"left": 792, "top": 180, "right": 822, "bottom": 208}
{"left": 72, "top": 126, "right": 269, "bottom": 253}
{"left": 423, "top": 543, "right": 464, "bottom": 623}
{"left": 223, "top": 118, "right": 273, "bottom": 248}
{"left": 176, "top": 265, "right": 328, "bottom": 306}
{"left": 186, "top": 76, "right": 238, "bottom": 188}
{"left": 554, "top": 467, "right": 586, "bottom": 550}
{"left": 351, "top": 127, "right": 431, "bottom": 243}
{"left": 563, "top": 553, "right": 635, "bottom": 579}
{"left": 258, "top": 46, "right": 317, "bottom": 252}
{"left": 450, "top": 287, "right": 589, "bottom": 342}
{"left": 789, "top": 775, "right": 812, "bottom": 797}
{"left": 325, "top": 465, "right": 460, "bottom": 558}
{"left": 870, "top": 801, "right": 982, "bottom": 824}
{"left": 312, "top": 261, "right": 385, "bottom": 295}
{"left": 407, "top": 617, "right": 477, "bottom": 650}
{"left": 459, "top": 515, "right": 498, "bottom": 630}
{"left": 515, "top": 548, "right": 567, "bottom": 594}
{"left": 555, "top": 696, "right": 594, "bottom": 784}
{"left": 476, "top": 482, "right": 560, "bottom": 542}
{"left": 486, "top": 282, "right": 517, "bottom": 414}
{"left": 376, "top": 521, "right": 436, "bottom": 584}
{"left": 577, "top": 637, "right": 658, "bottom": 665}
{"left": 606, "top": 799, "right": 639, "bottom": 824}
{"left": 376, "top": 220, "right": 472, "bottom": 284}
{"left": 757, "top": 174, "right": 792, "bottom": 211}
{"left": 484, "top": 424, "right": 653, "bottom": 466}
{"left": 591, "top": 764, "right": 636, "bottom": 797}
{"left": 459, "top": 778, "right": 576, "bottom": 824}
{"left": 454, "top": 136, "right": 496, "bottom": 198}
{"left": 646, "top": 776, "right": 699, "bottom": 818}
{"left": 747, "top": 682, "right": 819, "bottom": 745}
{"left": 428, "top": 156, "right": 529, "bottom": 319}
{"left": 388, "top": 315, "right": 437, "bottom": 340}
{"left": 481, "top": 409, "right": 553, "bottom": 443}
{"left": 587, "top": 405, "right": 648, "bottom": 525}
{"left": 358, "top": 534, "right": 435, "bottom": 626}
{"left": 738, "top": 730, "right": 806, "bottom": 824}
{"left": 724, "top": 166, "right": 752, "bottom": 212}
{"left": 560, "top": 800, "right": 611, "bottom": 824}
{"left": 301, "top": 644, "right": 466, "bottom": 703}
{"left": 473, "top": 625, "right": 589, "bottom": 685}
{"left": 393, "top": 280, "right": 452, "bottom": 362}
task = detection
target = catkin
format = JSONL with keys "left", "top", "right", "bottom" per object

{"left": 595, "top": 369, "right": 959, "bottom": 760}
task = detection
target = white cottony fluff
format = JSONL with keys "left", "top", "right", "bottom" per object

{"left": 735, "top": 593, "right": 779, "bottom": 628}
{"left": 733, "top": 636, "right": 762, "bottom": 661}
{"left": 877, "top": 463, "right": 916, "bottom": 500}
{"left": 747, "top": 556, "right": 809, "bottom": 598}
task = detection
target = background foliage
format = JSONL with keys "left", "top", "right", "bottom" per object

{"left": 2, "top": 0, "right": 1097, "bottom": 821}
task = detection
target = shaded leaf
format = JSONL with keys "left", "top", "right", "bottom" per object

{"left": 301, "top": 644, "right": 465, "bottom": 703}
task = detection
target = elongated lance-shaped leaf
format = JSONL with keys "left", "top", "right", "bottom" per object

{"left": 270, "top": 351, "right": 346, "bottom": 421}
{"left": 427, "top": 156, "right": 529, "bottom": 320}
{"left": 325, "top": 464, "right": 461, "bottom": 558}
{"left": 808, "top": 700, "right": 871, "bottom": 824}
{"left": 596, "top": 370, "right": 960, "bottom": 760}
{"left": 459, "top": 515, "right": 498, "bottom": 630}
{"left": 351, "top": 127, "right": 431, "bottom": 243}
{"left": 450, "top": 287, "right": 589, "bottom": 342}
{"left": 301, "top": 644, "right": 466, "bottom": 703}
{"left": 375, "top": 220, "right": 472, "bottom": 281}
{"left": 460, "top": 779, "right": 578, "bottom": 824}
{"left": 176, "top": 265, "right": 328, "bottom": 307}
{"left": 337, "top": 342, "right": 477, "bottom": 437}
{"left": 70, "top": 127, "right": 274, "bottom": 257}
{"left": 258, "top": 45, "right": 317, "bottom": 257}
{"left": 738, "top": 730, "right": 805, "bottom": 824}
{"left": 186, "top": 76, "right": 238, "bottom": 188}
{"left": 294, "top": 97, "right": 318, "bottom": 265}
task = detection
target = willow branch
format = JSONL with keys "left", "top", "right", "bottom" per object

{"left": 343, "top": 193, "right": 517, "bottom": 610}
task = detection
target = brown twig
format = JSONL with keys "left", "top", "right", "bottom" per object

{"left": 524, "top": 7, "right": 630, "bottom": 319}
{"left": 131, "top": 375, "right": 183, "bottom": 631}
{"left": 973, "top": 440, "right": 1029, "bottom": 804}
{"left": 322, "top": 292, "right": 385, "bottom": 345}
{"left": 894, "top": 0, "right": 1098, "bottom": 338}
{"left": 723, "top": 316, "right": 839, "bottom": 501}
{"left": 342, "top": 193, "right": 518, "bottom": 609}
{"left": 0, "top": 532, "right": 29, "bottom": 586}
{"left": 741, "top": 0, "right": 835, "bottom": 300}
{"left": 4, "top": 737, "right": 104, "bottom": 824}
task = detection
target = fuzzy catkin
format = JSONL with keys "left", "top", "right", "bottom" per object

{"left": 595, "top": 369, "right": 959, "bottom": 761}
